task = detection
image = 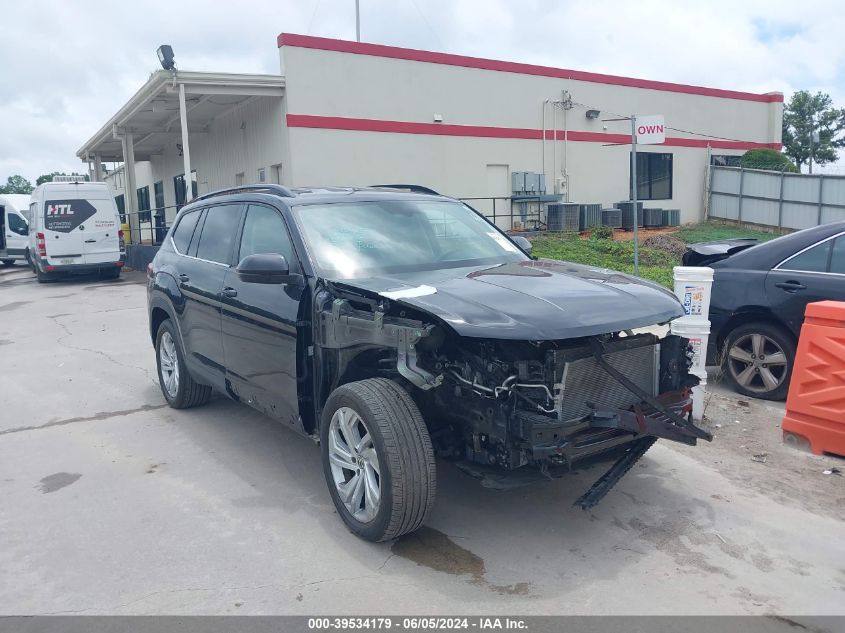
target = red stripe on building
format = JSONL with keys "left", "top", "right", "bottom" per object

{"left": 278, "top": 33, "right": 783, "bottom": 104}
{"left": 285, "top": 114, "right": 782, "bottom": 151}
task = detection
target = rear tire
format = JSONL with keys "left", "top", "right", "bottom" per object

{"left": 155, "top": 319, "right": 212, "bottom": 409}
{"left": 1, "top": 259, "right": 14, "bottom": 267}
{"left": 721, "top": 321, "right": 795, "bottom": 401}
{"left": 321, "top": 378, "right": 436, "bottom": 542}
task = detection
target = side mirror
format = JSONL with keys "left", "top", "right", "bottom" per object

{"left": 511, "top": 235, "right": 532, "bottom": 253}
{"left": 236, "top": 253, "right": 296, "bottom": 284}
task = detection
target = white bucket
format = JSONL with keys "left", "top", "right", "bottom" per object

{"left": 670, "top": 316, "right": 710, "bottom": 378}
{"left": 673, "top": 266, "right": 714, "bottom": 319}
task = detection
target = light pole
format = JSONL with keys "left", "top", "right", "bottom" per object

{"left": 630, "top": 115, "right": 639, "bottom": 276}
{"left": 355, "top": 0, "right": 360, "bottom": 42}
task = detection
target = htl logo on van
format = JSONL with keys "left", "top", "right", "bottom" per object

{"left": 47, "top": 204, "right": 74, "bottom": 216}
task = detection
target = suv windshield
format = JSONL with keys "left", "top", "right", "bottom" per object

{"left": 292, "top": 200, "right": 527, "bottom": 278}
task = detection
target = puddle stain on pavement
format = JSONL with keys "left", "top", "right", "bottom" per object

{"left": 37, "top": 472, "right": 82, "bottom": 494}
{"left": 0, "top": 301, "right": 32, "bottom": 312}
{"left": 392, "top": 526, "right": 530, "bottom": 595}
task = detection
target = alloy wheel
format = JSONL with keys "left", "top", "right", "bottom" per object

{"left": 327, "top": 406, "right": 381, "bottom": 523}
{"left": 726, "top": 333, "right": 788, "bottom": 394}
{"left": 159, "top": 331, "right": 180, "bottom": 398}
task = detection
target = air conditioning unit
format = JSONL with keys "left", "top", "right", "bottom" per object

{"left": 643, "top": 208, "right": 664, "bottom": 227}
{"left": 547, "top": 203, "right": 580, "bottom": 232}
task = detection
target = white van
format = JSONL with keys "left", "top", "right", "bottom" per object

{"left": 0, "top": 194, "right": 31, "bottom": 266}
{"left": 28, "top": 180, "right": 125, "bottom": 282}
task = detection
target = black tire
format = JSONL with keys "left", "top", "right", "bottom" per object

{"left": 320, "top": 378, "right": 436, "bottom": 542}
{"left": 27, "top": 250, "right": 36, "bottom": 273}
{"left": 1, "top": 259, "right": 14, "bottom": 267}
{"left": 155, "top": 319, "right": 212, "bottom": 409}
{"left": 721, "top": 321, "right": 795, "bottom": 401}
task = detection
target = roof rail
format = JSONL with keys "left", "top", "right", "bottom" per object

{"left": 193, "top": 184, "right": 295, "bottom": 202}
{"left": 370, "top": 184, "right": 440, "bottom": 195}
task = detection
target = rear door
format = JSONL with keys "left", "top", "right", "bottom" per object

{"left": 765, "top": 231, "right": 845, "bottom": 335}
{"left": 80, "top": 196, "right": 121, "bottom": 264}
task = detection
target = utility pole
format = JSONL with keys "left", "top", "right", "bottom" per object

{"left": 355, "top": 0, "right": 361, "bottom": 42}
{"left": 631, "top": 115, "right": 639, "bottom": 276}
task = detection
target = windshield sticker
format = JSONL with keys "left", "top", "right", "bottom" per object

{"left": 487, "top": 232, "right": 519, "bottom": 253}
{"left": 380, "top": 285, "right": 437, "bottom": 300}
{"left": 43, "top": 199, "right": 98, "bottom": 233}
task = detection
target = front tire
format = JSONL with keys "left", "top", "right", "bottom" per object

{"left": 321, "top": 378, "right": 436, "bottom": 542}
{"left": 155, "top": 319, "right": 212, "bottom": 409}
{"left": 721, "top": 321, "right": 794, "bottom": 400}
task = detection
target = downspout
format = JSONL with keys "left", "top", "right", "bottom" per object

{"left": 563, "top": 105, "right": 569, "bottom": 201}
{"left": 541, "top": 100, "right": 549, "bottom": 179}
{"left": 552, "top": 104, "right": 558, "bottom": 194}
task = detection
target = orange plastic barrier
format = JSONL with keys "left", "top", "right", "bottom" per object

{"left": 782, "top": 301, "right": 845, "bottom": 457}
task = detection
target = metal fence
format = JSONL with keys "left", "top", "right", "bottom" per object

{"left": 459, "top": 196, "right": 546, "bottom": 232}
{"left": 708, "top": 165, "right": 845, "bottom": 231}
{"left": 120, "top": 206, "right": 178, "bottom": 246}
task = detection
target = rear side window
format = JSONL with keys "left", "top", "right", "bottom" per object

{"left": 171, "top": 208, "right": 201, "bottom": 254}
{"left": 194, "top": 204, "right": 242, "bottom": 264}
{"left": 782, "top": 241, "right": 831, "bottom": 273}
{"left": 8, "top": 213, "right": 27, "bottom": 234}
{"left": 830, "top": 236, "right": 845, "bottom": 275}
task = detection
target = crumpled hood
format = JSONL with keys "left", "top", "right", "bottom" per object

{"left": 335, "top": 259, "right": 684, "bottom": 340}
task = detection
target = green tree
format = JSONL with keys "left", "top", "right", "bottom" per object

{"left": 0, "top": 174, "right": 34, "bottom": 194}
{"left": 782, "top": 90, "right": 845, "bottom": 172}
{"left": 740, "top": 148, "right": 797, "bottom": 172}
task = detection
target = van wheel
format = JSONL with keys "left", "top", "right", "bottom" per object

{"left": 1, "top": 259, "right": 14, "bottom": 267}
{"left": 155, "top": 319, "right": 212, "bottom": 409}
{"left": 722, "top": 321, "right": 794, "bottom": 401}
{"left": 321, "top": 378, "right": 436, "bottom": 542}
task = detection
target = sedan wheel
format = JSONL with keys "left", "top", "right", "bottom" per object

{"left": 327, "top": 406, "right": 381, "bottom": 523}
{"left": 723, "top": 322, "right": 794, "bottom": 400}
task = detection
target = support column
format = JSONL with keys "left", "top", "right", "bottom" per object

{"left": 178, "top": 83, "right": 193, "bottom": 204}
{"left": 121, "top": 133, "right": 139, "bottom": 244}
{"left": 93, "top": 154, "right": 102, "bottom": 183}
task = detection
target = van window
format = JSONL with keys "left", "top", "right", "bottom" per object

{"left": 8, "top": 213, "right": 27, "bottom": 235}
{"left": 171, "top": 208, "right": 202, "bottom": 254}
{"left": 194, "top": 204, "right": 242, "bottom": 264}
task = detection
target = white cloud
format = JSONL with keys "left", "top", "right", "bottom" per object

{"left": 1, "top": 0, "right": 844, "bottom": 183}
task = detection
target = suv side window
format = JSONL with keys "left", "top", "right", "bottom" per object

{"left": 194, "top": 204, "right": 242, "bottom": 264}
{"left": 781, "top": 241, "right": 831, "bottom": 273}
{"left": 171, "top": 208, "right": 202, "bottom": 254}
{"left": 238, "top": 204, "right": 297, "bottom": 269}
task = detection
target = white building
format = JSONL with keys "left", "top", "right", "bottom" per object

{"left": 77, "top": 33, "right": 782, "bottom": 242}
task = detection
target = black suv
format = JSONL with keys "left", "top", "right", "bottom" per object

{"left": 147, "top": 185, "right": 709, "bottom": 542}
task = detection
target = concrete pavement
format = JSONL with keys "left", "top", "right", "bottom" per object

{"left": 1, "top": 262, "right": 843, "bottom": 616}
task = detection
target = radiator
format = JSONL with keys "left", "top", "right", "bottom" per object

{"left": 553, "top": 340, "right": 660, "bottom": 422}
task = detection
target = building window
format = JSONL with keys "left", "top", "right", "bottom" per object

{"left": 115, "top": 194, "right": 126, "bottom": 222}
{"left": 711, "top": 155, "right": 742, "bottom": 167}
{"left": 235, "top": 172, "right": 245, "bottom": 186}
{"left": 257, "top": 168, "right": 266, "bottom": 183}
{"left": 631, "top": 152, "right": 673, "bottom": 200}
{"left": 174, "top": 171, "right": 198, "bottom": 211}
{"left": 137, "top": 186, "right": 151, "bottom": 223}
{"left": 271, "top": 164, "right": 282, "bottom": 184}
{"left": 153, "top": 181, "right": 165, "bottom": 216}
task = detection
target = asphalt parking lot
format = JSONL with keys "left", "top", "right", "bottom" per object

{"left": 1, "top": 262, "right": 843, "bottom": 616}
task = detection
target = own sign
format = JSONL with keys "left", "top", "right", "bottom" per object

{"left": 636, "top": 115, "right": 665, "bottom": 145}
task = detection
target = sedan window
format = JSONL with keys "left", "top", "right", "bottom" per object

{"left": 781, "top": 241, "right": 831, "bottom": 273}
{"left": 830, "top": 236, "right": 845, "bottom": 274}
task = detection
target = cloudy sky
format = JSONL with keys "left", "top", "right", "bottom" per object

{"left": 1, "top": 0, "right": 844, "bottom": 183}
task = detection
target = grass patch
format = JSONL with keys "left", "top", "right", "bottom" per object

{"left": 674, "top": 222, "right": 779, "bottom": 244}
{"left": 531, "top": 233, "right": 677, "bottom": 287}
{"left": 530, "top": 221, "right": 777, "bottom": 288}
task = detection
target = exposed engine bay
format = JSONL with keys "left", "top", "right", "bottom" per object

{"left": 315, "top": 282, "right": 712, "bottom": 507}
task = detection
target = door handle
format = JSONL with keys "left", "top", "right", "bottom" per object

{"left": 221, "top": 287, "right": 238, "bottom": 298}
{"left": 178, "top": 273, "right": 190, "bottom": 283}
{"left": 775, "top": 280, "right": 806, "bottom": 292}
{"left": 84, "top": 239, "right": 97, "bottom": 243}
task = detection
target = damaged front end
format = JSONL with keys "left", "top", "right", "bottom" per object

{"left": 316, "top": 282, "right": 711, "bottom": 509}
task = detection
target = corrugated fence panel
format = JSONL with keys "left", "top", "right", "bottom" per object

{"left": 781, "top": 202, "right": 819, "bottom": 230}
{"left": 783, "top": 174, "right": 821, "bottom": 204}
{"left": 710, "top": 193, "right": 739, "bottom": 220}
{"left": 821, "top": 206, "right": 845, "bottom": 224}
{"left": 742, "top": 170, "right": 781, "bottom": 199}
{"left": 821, "top": 177, "right": 845, "bottom": 206}
{"left": 711, "top": 168, "right": 741, "bottom": 195}
{"left": 741, "top": 197, "right": 779, "bottom": 226}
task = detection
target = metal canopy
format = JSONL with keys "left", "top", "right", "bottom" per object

{"left": 76, "top": 70, "right": 285, "bottom": 162}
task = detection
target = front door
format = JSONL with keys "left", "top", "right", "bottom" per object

{"left": 221, "top": 204, "right": 303, "bottom": 425}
